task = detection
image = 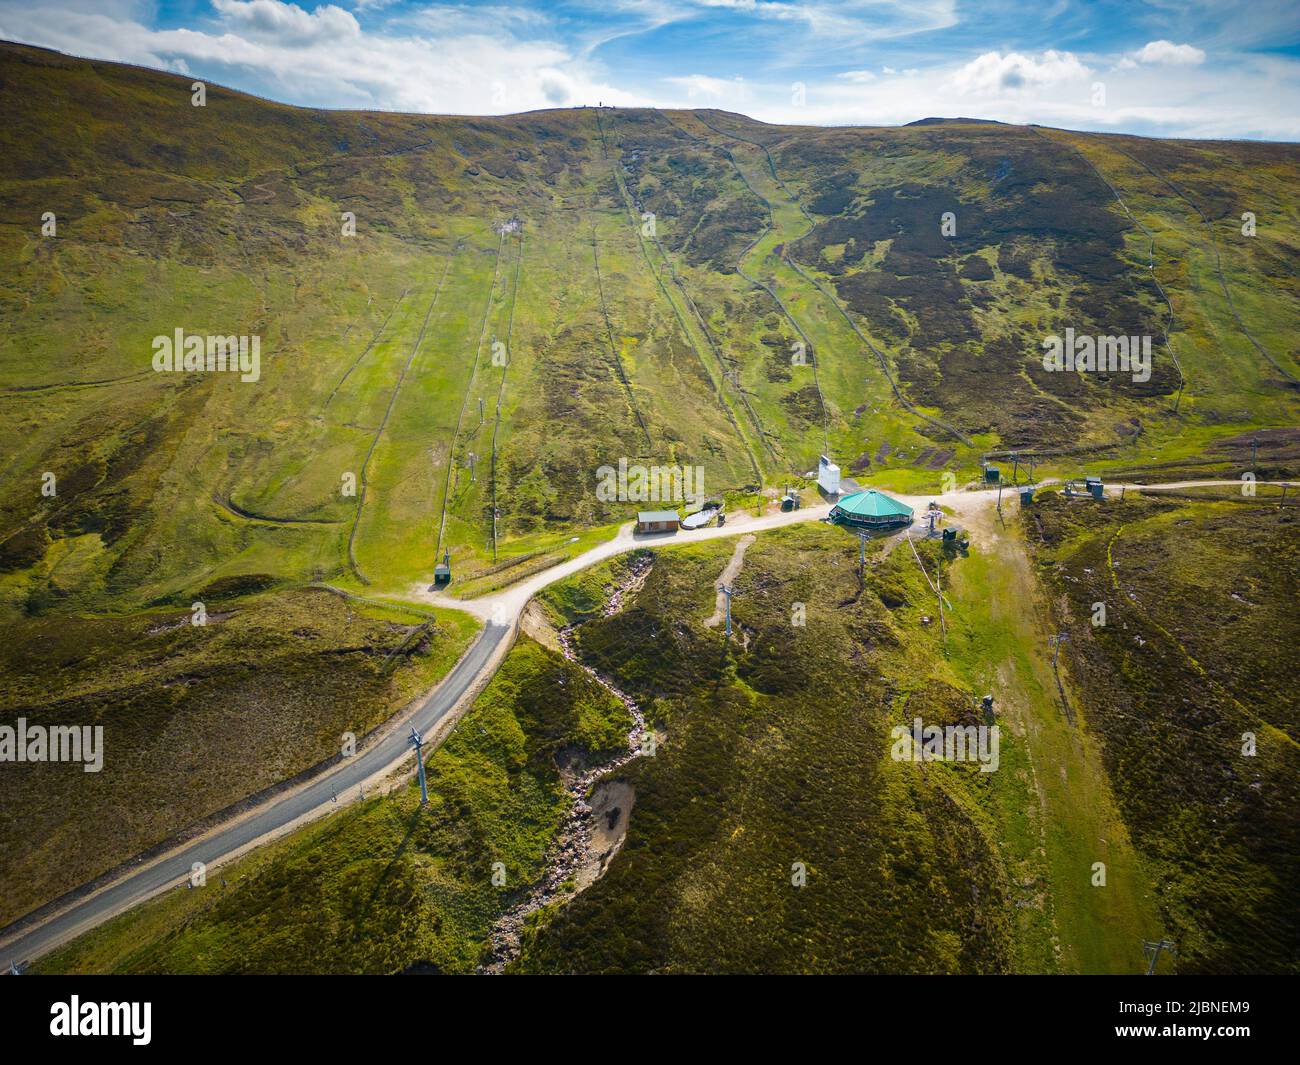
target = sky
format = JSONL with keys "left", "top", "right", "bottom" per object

{"left": 2, "top": 1, "right": 1298, "bottom": 139}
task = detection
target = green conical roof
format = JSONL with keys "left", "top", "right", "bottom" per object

{"left": 833, "top": 489, "right": 914, "bottom": 518}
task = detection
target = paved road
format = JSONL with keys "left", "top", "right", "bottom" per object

{"left": 0, "top": 621, "right": 510, "bottom": 969}
{"left": 415, "top": 499, "right": 843, "bottom": 621}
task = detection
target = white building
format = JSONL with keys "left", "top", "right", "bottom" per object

{"left": 817, "top": 454, "right": 841, "bottom": 497}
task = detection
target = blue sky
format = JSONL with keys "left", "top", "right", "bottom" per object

{"left": 2, "top": 1, "right": 1298, "bottom": 138}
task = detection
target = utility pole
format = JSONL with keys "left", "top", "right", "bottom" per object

{"left": 409, "top": 727, "right": 429, "bottom": 805}
{"left": 721, "top": 585, "right": 740, "bottom": 639}
{"left": 858, "top": 530, "right": 869, "bottom": 578}
{"left": 1050, "top": 631, "right": 1069, "bottom": 670}
{"left": 1143, "top": 938, "right": 1177, "bottom": 975}
{"left": 1251, "top": 437, "right": 1259, "bottom": 470}
{"left": 996, "top": 479, "right": 1004, "bottom": 515}
{"left": 468, "top": 451, "right": 477, "bottom": 483}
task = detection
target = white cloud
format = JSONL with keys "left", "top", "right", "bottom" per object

{"left": 685, "top": 0, "right": 958, "bottom": 43}
{"left": 665, "top": 73, "right": 746, "bottom": 101}
{"left": 1129, "top": 40, "right": 1207, "bottom": 66}
{"left": 0, "top": 1, "right": 1295, "bottom": 140}
{"left": 408, "top": 4, "right": 550, "bottom": 35}
{"left": 755, "top": 42, "right": 1300, "bottom": 141}
{"left": 948, "top": 49, "right": 1090, "bottom": 96}
{"left": 0, "top": 0, "right": 643, "bottom": 114}
{"left": 209, "top": 0, "right": 360, "bottom": 46}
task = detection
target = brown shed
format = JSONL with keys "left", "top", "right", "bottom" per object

{"left": 636, "top": 509, "right": 680, "bottom": 534}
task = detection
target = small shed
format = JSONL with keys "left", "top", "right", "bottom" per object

{"left": 636, "top": 509, "right": 680, "bottom": 534}
{"left": 1085, "top": 476, "right": 1104, "bottom": 500}
{"left": 1020, "top": 486, "right": 1035, "bottom": 505}
{"left": 433, "top": 551, "right": 452, "bottom": 586}
{"left": 983, "top": 464, "right": 1000, "bottom": 484}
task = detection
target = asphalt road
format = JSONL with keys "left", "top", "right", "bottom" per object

{"left": 0, "top": 621, "right": 510, "bottom": 969}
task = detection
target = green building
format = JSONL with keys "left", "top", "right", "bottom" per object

{"left": 829, "top": 489, "right": 914, "bottom": 529}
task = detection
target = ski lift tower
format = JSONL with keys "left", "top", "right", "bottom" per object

{"left": 409, "top": 727, "right": 429, "bottom": 805}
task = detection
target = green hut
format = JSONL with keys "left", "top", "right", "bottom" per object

{"left": 433, "top": 550, "right": 452, "bottom": 586}
{"left": 829, "top": 489, "right": 914, "bottom": 529}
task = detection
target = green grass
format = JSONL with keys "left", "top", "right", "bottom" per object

{"left": 444, "top": 521, "right": 623, "bottom": 600}
{"left": 1023, "top": 492, "right": 1300, "bottom": 972}
{"left": 517, "top": 525, "right": 1032, "bottom": 972}
{"left": 938, "top": 506, "right": 1163, "bottom": 973}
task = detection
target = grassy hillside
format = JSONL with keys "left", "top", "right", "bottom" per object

{"left": 0, "top": 588, "right": 478, "bottom": 927}
{"left": 36, "top": 630, "right": 632, "bottom": 974}
{"left": 4, "top": 44, "right": 1297, "bottom": 617}
{"left": 1024, "top": 491, "right": 1300, "bottom": 973}
{"left": 2, "top": 42, "right": 1297, "bottom": 963}
{"left": 514, "top": 518, "right": 1163, "bottom": 973}
{"left": 42, "top": 516, "right": 1172, "bottom": 974}
{"left": 515, "top": 526, "right": 1019, "bottom": 973}
{"left": 719, "top": 114, "right": 1300, "bottom": 457}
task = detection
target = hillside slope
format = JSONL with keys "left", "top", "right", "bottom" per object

{"left": 3, "top": 42, "right": 1298, "bottom": 613}
{"left": 1, "top": 42, "right": 1298, "bottom": 951}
